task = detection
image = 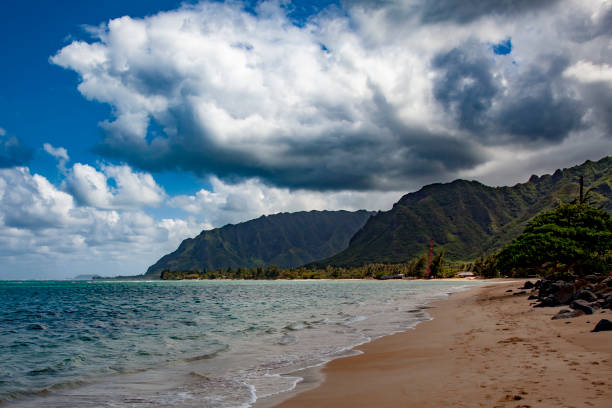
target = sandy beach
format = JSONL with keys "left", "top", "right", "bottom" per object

{"left": 267, "top": 280, "right": 612, "bottom": 408}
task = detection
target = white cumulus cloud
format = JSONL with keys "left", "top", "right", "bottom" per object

{"left": 66, "top": 163, "right": 166, "bottom": 209}
{"left": 0, "top": 166, "right": 203, "bottom": 279}
{"left": 171, "top": 176, "right": 401, "bottom": 228}
{"left": 49, "top": 0, "right": 612, "bottom": 193}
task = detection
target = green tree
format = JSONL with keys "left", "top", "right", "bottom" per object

{"left": 430, "top": 249, "right": 445, "bottom": 278}
{"left": 473, "top": 253, "right": 498, "bottom": 278}
{"left": 496, "top": 204, "right": 612, "bottom": 276}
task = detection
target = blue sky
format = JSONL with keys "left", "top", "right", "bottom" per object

{"left": 0, "top": 0, "right": 337, "bottom": 192}
{"left": 1, "top": 0, "right": 612, "bottom": 279}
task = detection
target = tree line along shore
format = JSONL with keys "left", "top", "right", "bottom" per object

{"left": 161, "top": 202, "right": 612, "bottom": 282}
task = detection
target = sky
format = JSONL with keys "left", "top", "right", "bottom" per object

{"left": 1, "top": 0, "right": 612, "bottom": 279}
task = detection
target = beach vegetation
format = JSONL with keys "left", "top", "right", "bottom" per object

{"left": 158, "top": 254, "right": 456, "bottom": 280}
{"left": 496, "top": 203, "right": 612, "bottom": 276}
{"left": 471, "top": 253, "right": 499, "bottom": 278}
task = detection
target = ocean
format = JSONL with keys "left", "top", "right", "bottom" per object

{"left": 0, "top": 279, "right": 481, "bottom": 407}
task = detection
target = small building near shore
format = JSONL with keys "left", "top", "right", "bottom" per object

{"left": 456, "top": 271, "right": 476, "bottom": 278}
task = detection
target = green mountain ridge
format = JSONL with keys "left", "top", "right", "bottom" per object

{"left": 317, "top": 156, "right": 612, "bottom": 266}
{"left": 145, "top": 210, "right": 374, "bottom": 277}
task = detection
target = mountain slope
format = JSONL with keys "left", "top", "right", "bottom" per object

{"left": 319, "top": 157, "right": 612, "bottom": 266}
{"left": 146, "top": 210, "right": 373, "bottom": 277}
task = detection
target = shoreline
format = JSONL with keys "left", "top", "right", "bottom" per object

{"left": 254, "top": 280, "right": 488, "bottom": 408}
{"left": 261, "top": 280, "right": 612, "bottom": 408}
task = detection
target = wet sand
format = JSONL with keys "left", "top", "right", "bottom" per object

{"left": 267, "top": 280, "right": 612, "bottom": 408}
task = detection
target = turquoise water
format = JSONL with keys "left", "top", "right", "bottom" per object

{"left": 0, "top": 280, "right": 481, "bottom": 407}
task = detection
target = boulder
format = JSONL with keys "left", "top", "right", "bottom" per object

{"left": 591, "top": 319, "right": 612, "bottom": 332}
{"left": 573, "top": 279, "right": 587, "bottom": 290}
{"left": 551, "top": 281, "right": 575, "bottom": 304}
{"left": 575, "top": 290, "right": 598, "bottom": 303}
{"left": 535, "top": 296, "right": 559, "bottom": 307}
{"left": 570, "top": 299, "right": 594, "bottom": 315}
{"left": 523, "top": 281, "right": 535, "bottom": 289}
{"left": 552, "top": 309, "right": 584, "bottom": 320}
{"left": 584, "top": 274, "right": 604, "bottom": 283}
{"left": 602, "top": 276, "right": 612, "bottom": 287}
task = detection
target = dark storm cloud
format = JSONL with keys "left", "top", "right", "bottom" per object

{"left": 342, "top": 0, "right": 560, "bottom": 24}
{"left": 53, "top": 0, "right": 610, "bottom": 196}
{"left": 493, "top": 56, "right": 586, "bottom": 143}
{"left": 0, "top": 133, "right": 33, "bottom": 168}
{"left": 96, "top": 93, "right": 486, "bottom": 191}
{"left": 432, "top": 45, "right": 499, "bottom": 132}
{"left": 563, "top": 5, "right": 612, "bottom": 43}
{"left": 432, "top": 45, "right": 586, "bottom": 144}
{"left": 579, "top": 82, "right": 612, "bottom": 133}
{"left": 493, "top": 58, "right": 586, "bottom": 142}
{"left": 419, "top": 0, "right": 561, "bottom": 24}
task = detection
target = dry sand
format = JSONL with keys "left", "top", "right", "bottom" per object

{"left": 268, "top": 280, "right": 612, "bottom": 408}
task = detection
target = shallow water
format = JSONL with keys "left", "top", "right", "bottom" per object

{"left": 0, "top": 280, "right": 482, "bottom": 407}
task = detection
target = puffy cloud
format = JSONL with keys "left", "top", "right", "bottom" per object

{"left": 49, "top": 0, "right": 612, "bottom": 192}
{"left": 171, "top": 176, "right": 401, "bottom": 228}
{"left": 0, "top": 163, "right": 404, "bottom": 279}
{"left": 50, "top": 0, "right": 491, "bottom": 191}
{"left": 0, "top": 167, "right": 75, "bottom": 230}
{"left": 564, "top": 61, "right": 612, "bottom": 83}
{"left": 0, "top": 128, "right": 33, "bottom": 168}
{"left": 43, "top": 143, "right": 70, "bottom": 172}
{"left": 0, "top": 166, "right": 203, "bottom": 279}
{"left": 66, "top": 163, "right": 166, "bottom": 209}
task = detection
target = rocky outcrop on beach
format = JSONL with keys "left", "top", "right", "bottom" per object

{"left": 524, "top": 274, "right": 612, "bottom": 316}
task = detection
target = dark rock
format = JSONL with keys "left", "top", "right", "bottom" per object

{"left": 551, "top": 281, "right": 575, "bottom": 304}
{"left": 506, "top": 289, "right": 513, "bottom": 293}
{"left": 571, "top": 299, "right": 594, "bottom": 315}
{"left": 513, "top": 291, "right": 527, "bottom": 296}
{"left": 574, "top": 279, "right": 587, "bottom": 290}
{"left": 575, "top": 290, "right": 598, "bottom": 303}
{"left": 544, "top": 273, "right": 576, "bottom": 282}
{"left": 523, "top": 281, "right": 535, "bottom": 289}
{"left": 593, "top": 283, "right": 607, "bottom": 294}
{"left": 528, "top": 295, "right": 538, "bottom": 300}
{"left": 535, "top": 296, "right": 559, "bottom": 307}
{"left": 552, "top": 309, "right": 584, "bottom": 320}
{"left": 602, "top": 276, "right": 612, "bottom": 287}
{"left": 591, "top": 319, "right": 612, "bottom": 332}
{"left": 584, "top": 274, "right": 604, "bottom": 283}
